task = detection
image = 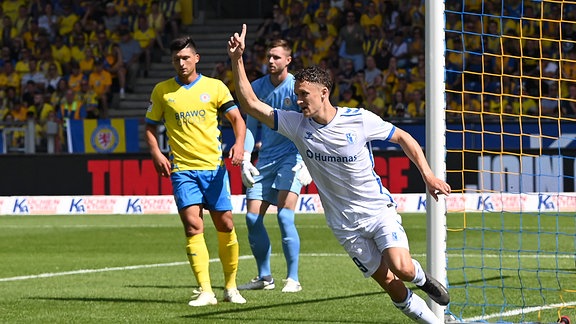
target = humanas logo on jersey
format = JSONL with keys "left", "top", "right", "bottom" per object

{"left": 174, "top": 110, "right": 206, "bottom": 126}
{"left": 305, "top": 149, "right": 357, "bottom": 163}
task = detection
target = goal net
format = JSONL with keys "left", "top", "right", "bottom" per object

{"left": 443, "top": 0, "right": 576, "bottom": 322}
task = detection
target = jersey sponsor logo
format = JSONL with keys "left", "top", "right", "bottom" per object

{"left": 174, "top": 110, "right": 206, "bottom": 126}
{"left": 305, "top": 149, "right": 357, "bottom": 163}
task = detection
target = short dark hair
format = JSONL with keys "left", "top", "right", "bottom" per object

{"left": 294, "top": 65, "right": 333, "bottom": 92}
{"left": 267, "top": 39, "right": 292, "bottom": 55}
{"left": 170, "top": 36, "right": 198, "bottom": 53}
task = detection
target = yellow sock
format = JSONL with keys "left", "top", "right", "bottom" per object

{"left": 217, "top": 228, "right": 239, "bottom": 290}
{"left": 185, "top": 233, "right": 212, "bottom": 293}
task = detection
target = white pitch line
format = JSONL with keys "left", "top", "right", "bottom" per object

{"left": 0, "top": 261, "right": 188, "bottom": 282}
{"left": 0, "top": 252, "right": 572, "bottom": 283}
{"left": 463, "top": 301, "right": 576, "bottom": 322}
{"left": 0, "top": 253, "right": 345, "bottom": 282}
{"left": 0, "top": 224, "right": 328, "bottom": 229}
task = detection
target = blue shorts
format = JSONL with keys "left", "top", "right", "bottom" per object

{"left": 171, "top": 167, "right": 233, "bottom": 211}
{"left": 246, "top": 154, "right": 303, "bottom": 205}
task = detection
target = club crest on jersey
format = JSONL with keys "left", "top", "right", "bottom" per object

{"left": 304, "top": 131, "right": 313, "bottom": 140}
{"left": 200, "top": 93, "right": 210, "bottom": 103}
{"left": 283, "top": 97, "right": 292, "bottom": 106}
{"left": 346, "top": 132, "right": 357, "bottom": 144}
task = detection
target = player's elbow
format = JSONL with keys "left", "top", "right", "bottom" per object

{"left": 241, "top": 96, "right": 260, "bottom": 112}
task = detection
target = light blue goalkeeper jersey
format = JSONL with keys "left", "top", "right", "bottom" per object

{"left": 246, "top": 73, "right": 301, "bottom": 162}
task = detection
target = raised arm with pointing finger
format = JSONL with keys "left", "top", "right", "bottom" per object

{"left": 228, "top": 24, "right": 276, "bottom": 129}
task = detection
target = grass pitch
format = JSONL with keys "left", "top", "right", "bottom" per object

{"left": 0, "top": 212, "right": 573, "bottom": 323}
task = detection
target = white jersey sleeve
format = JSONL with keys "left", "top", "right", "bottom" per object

{"left": 361, "top": 109, "right": 396, "bottom": 143}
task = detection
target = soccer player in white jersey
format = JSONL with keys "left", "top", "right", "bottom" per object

{"left": 238, "top": 39, "right": 312, "bottom": 293}
{"left": 228, "top": 25, "right": 451, "bottom": 323}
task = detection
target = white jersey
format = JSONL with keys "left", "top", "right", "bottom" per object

{"left": 275, "top": 107, "right": 397, "bottom": 230}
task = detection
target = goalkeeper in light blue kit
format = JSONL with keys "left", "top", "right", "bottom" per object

{"left": 238, "top": 39, "right": 312, "bottom": 293}
{"left": 229, "top": 25, "right": 451, "bottom": 323}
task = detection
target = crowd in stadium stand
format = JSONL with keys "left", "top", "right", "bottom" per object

{"left": 0, "top": 0, "right": 180, "bottom": 152}
{"left": 234, "top": 0, "right": 431, "bottom": 121}
{"left": 1, "top": 0, "right": 574, "bottom": 153}
{"left": 444, "top": 0, "right": 576, "bottom": 120}
{"left": 229, "top": 0, "right": 575, "bottom": 122}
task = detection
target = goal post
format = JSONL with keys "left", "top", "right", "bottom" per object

{"left": 425, "top": 0, "right": 448, "bottom": 320}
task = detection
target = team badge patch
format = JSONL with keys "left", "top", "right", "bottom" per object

{"left": 346, "top": 132, "right": 357, "bottom": 144}
{"left": 283, "top": 97, "right": 292, "bottom": 107}
{"left": 200, "top": 93, "right": 210, "bottom": 103}
{"left": 90, "top": 125, "right": 119, "bottom": 153}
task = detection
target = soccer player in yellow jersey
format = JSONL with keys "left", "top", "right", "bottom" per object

{"left": 144, "top": 36, "right": 247, "bottom": 307}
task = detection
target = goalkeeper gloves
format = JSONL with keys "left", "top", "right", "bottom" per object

{"left": 241, "top": 152, "right": 259, "bottom": 188}
{"left": 292, "top": 161, "right": 312, "bottom": 186}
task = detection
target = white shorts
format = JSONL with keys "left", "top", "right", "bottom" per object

{"left": 331, "top": 208, "right": 410, "bottom": 278}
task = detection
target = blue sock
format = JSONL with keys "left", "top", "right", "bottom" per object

{"left": 277, "top": 208, "right": 300, "bottom": 282}
{"left": 246, "top": 212, "right": 271, "bottom": 278}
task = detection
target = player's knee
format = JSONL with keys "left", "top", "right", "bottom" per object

{"left": 245, "top": 212, "right": 262, "bottom": 230}
{"left": 276, "top": 208, "right": 295, "bottom": 228}
{"left": 184, "top": 224, "right": 203, "bottom": 236}
{"left": 388, "top": 260, "right": 415, "bottom": 281}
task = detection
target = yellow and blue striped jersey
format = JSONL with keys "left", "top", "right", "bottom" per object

{"left": 146, "top": 74, "right": 237, "bottom": 171}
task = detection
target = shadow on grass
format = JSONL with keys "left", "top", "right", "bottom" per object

{"left": 123, "top": 284, "right": 224, "bottom": 289}
{"left": 181, "top": 291, "right": 385, "bottom": 323}
{"left": 29, "top": 292, "right": 387, "bottom": 323}
{"left": 26, "top": 284, "right": 227, "bottom": 304}
{"left": 540, "top": 267, "right": 576, "bottom": 272}
{"left": 449, "top": 275, "right": 510, "bottom": 286}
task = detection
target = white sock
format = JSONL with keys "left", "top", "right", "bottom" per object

{"left": 411, "top": 259, "right": 427, "bottom": 286}
{"left": 393, "top": 288, "right": 442, "bottom": 324}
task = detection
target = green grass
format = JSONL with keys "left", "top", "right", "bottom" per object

{"left": 0, "top": 213, "right": 574, "bottom": 323}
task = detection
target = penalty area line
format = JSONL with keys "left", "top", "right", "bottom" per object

{"left": 0, "top": 261, "right": 188, "bottom": 282}
{"left": 0, "top": 253, "right": 346, "bottom": 282}
{"left": 1, "top": 252, "right": 569, "bottom": 283}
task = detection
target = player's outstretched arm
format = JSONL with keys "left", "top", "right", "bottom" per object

{"left": 227, "top": 24, "right": 275, "bottom": 129}
{"left": 390, "top": 127, "right": 451, "bottom": 201}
